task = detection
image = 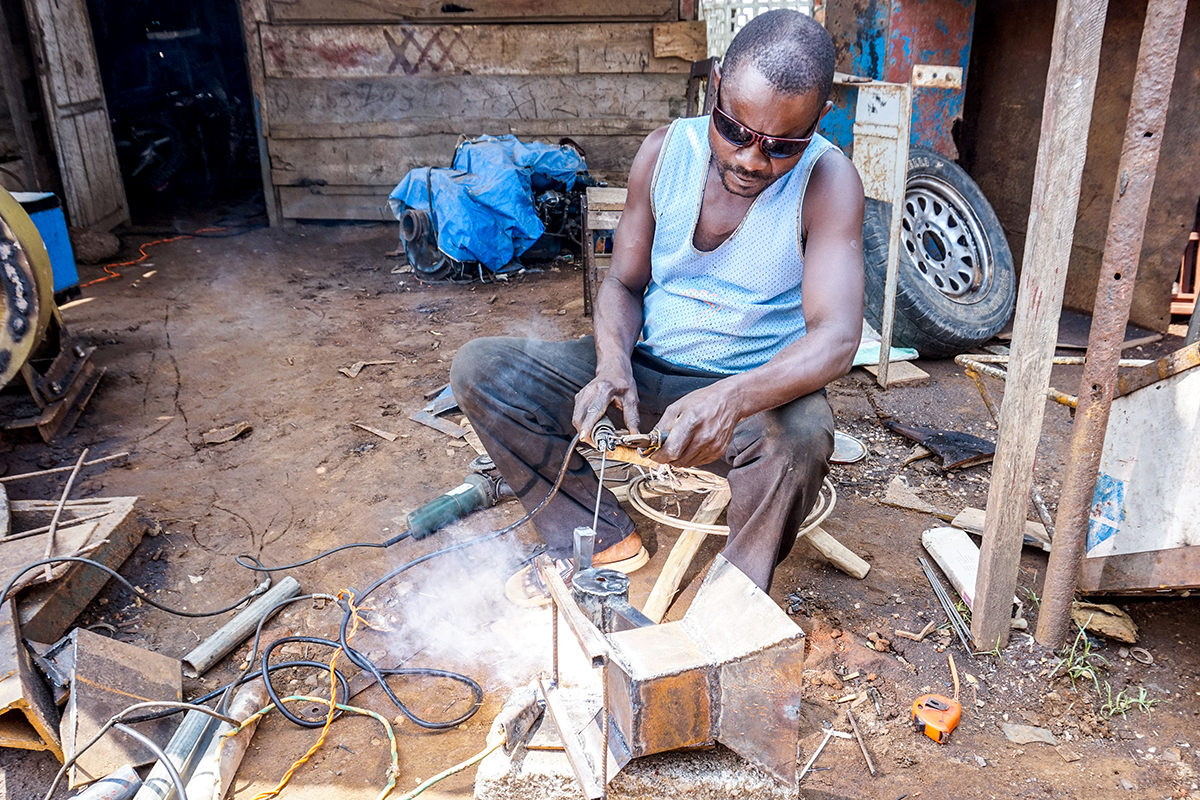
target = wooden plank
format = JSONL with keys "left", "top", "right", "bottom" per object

{"left": 972, "top": 0, "right": 1108, "bottom": 651}
{"left": 262, "top": 74, "right": 685, "bottom": 127}
{"left": 266, "top": 0, "right": 675, "bottom": 23}
{"left": 642, "top": 486, "right": 731, "bottom": 624}
{"left": 259, "top": 24, "right": 689, "bottom": 79}
{"left": 950, "top": 507, "right": 1051, "bottom": 551}
{"left": 652, "top": 22, "right": 706, "bottom": 61}
{"left": 21, "top": 0, "right": 127, "bottom": 229}
{"left": 586, "top": 187, "right": 628, "bottom": 210}
{"left": 239, "top": 0, "right": 280, "bottom": 226}
{"left": 279, "top": 187, "right": 392, "bottom": 221}
{"left": 268, "top": 134, "right": 645, "bottom": 187}
{"left": 586, "top": 210, "right": 623, "bottom": 230}
{"left": 270, "top": 118, "right": 669, "bottom": 141}
{"left": 862, "top": 360, "right": 929, "bottom": 386}
{"left": 16, "top": 497, "right": 141, "bottom": 643}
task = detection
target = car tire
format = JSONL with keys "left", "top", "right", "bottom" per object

{"left": 863, "top": 147, "right": 1016, "bottom": 359}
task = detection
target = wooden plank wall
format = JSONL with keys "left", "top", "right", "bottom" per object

{"left": 238, "top": 1, "right": 703, "bottom": 221}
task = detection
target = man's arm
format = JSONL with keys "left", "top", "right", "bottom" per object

{"left": 572, "top": 127, "right": 668, "bottom": 440}
{"left": 653, "top": 150, "right": 865, "bottom": 467}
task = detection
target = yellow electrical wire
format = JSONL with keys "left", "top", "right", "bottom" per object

{"left": 396, "top": 738, "right": 505, "bottom": 800}
{"left": 247, "top": 590, "right": 379, "bottom": 800}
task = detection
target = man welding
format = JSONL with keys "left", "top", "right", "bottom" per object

{"left": 451, "top": 10, "right": 865, "bottom": 605}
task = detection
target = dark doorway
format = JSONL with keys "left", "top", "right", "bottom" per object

{"left": 85, "top": 0, "right": 263, "bottom": 224}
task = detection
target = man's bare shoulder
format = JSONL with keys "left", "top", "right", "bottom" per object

{"left": 803, "top": 147, "right": 865, "bottom": 227}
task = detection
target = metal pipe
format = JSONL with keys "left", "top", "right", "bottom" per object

{"left": 1037, "top": 0, "right": 1188, "bottom": 648}
{"left": 132, "top": 709, "right": 219, "bottom": 800}
{"left": 955, "top": 357, "right": 1078, "bottom": 408}
{"left": 183, "top": 680, "right": 269, "bottom": 800}
{"left": 71, "top": 764, "right": 141, "bottom": 800}
{"left": 182, "top": 577, "right": 300, "bottom": 677}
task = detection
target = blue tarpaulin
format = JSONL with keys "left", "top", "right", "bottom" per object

{"left": 388, "top": 135, "right": 588, "bottom": 272}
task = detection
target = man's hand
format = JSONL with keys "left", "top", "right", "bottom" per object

{"left": 652, "top": 381, "right": 741, "bottom": 468}
{"left": 573, "top": 366, "right": 642, "bottom": 443}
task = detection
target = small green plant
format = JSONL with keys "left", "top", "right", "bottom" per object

{"left": 1049, "top": 621, "right": 1108, "bottom": 693}
{"left": 1101, "top": 683, "right": 1162, "bottom": 720}
{"left": 1019, "top": 585, "right": 1041, "bottom": 609}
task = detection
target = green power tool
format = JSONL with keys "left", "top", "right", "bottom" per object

{"left": 399, "top": 457, "right": 514, "bottom": 541}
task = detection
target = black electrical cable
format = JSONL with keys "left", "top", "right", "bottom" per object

{"left": 237, "top": 432, "right": 579, "bottom": 575}
{"left": 259, "top": 636, "right": 354, "bottom": 728}
{"left": 10, "top": 434, "right": 579, "bottom": 741}
{"left": 328, "top": 433, "right": 580, "bottom": 728}
{"left": 0, "top": 557, "right": 270, "bottom": 617}
{"left": 234, "top": 535, "right": 408, "bottom": 573}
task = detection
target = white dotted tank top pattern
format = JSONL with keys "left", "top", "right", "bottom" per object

{"left": 639, "top": 115, "right": 835, "bottom": 374}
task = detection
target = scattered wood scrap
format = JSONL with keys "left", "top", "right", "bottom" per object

{"left": 881, "top": 476, "right": 953, "bottom": 520}
{"left": 338, "top": 360, "right": 398, "bottom": 379}
{"left": 201, "top": 421, "right": 252, "bottom": 445}
{"left": 351, "top": 422, "right": 398, "bottom": 442}
{"left": 951, "top": 507, "right": 1051, "bottom": 552}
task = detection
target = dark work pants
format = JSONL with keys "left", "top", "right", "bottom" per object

{"left": 449, "top": 336, "right": 834, "bottom": 590}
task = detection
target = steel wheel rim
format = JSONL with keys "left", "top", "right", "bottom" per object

{"left": 902, "top": 175, "right": 993, "bottom": 305}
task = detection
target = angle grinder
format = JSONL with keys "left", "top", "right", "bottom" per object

{"left": 399, "top": 456, "right": 514, "bottom": 541}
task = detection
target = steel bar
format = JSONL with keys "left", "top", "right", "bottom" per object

{"left": 954, "top": 357, "right": 1078, "bottom": 407}
{"left": 846, "top": 708, "right": 876, "bottom": 776}
{"left": 182, "top": 679, "right": 269, "bottom": 800}
{"left": 1037, "top": 0, "right": 1188, "bottom": 648}
{"left": 920, "top": 557, "right": 973, "bottom": 654}
{"left": 130, "top": 708, "right": 216, "bottom": 800}
{"left": 0, "top": 452, "right": 129, "bottom": 483}
{"left": 40, "top": 448, "right": 88, "bottom": 582}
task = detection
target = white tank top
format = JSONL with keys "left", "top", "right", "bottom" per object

{"left": 640, "top": 115, "right": 835, "bottom": 374}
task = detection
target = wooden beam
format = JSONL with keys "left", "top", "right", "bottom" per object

{"left": 972, "top": 0, "right": 1109, "bottom": 651}
{"left": 238, "top": 0, "right": 280, "bottom": 226}
{"left": 259, "top": 23, "right": 692, "bottom": 79}
{"left": 262, "top": 74, "right": 684, "bottom": 128}
{"left": 1036, "top": 0, "right": 1189, "bottom": 649}
{"left": 266, "top": 0, "right": 675, "bottom": 23}
{"left": 268, "top": 133, "right": 645, "bottom": 187}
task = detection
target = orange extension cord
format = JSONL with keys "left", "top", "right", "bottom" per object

{"left": 79, "top": 228, "right": 225, "bottom": 288}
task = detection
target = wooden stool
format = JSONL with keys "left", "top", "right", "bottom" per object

{"left": 602, "top": 445, "right": 870, "bottom": 624}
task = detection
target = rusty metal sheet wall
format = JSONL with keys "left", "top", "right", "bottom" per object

{"left": 961, "top": 0, "right": 1200, "bottom": 332}
{"left": 823, "top": 0, "right": 975, "bottom": 159}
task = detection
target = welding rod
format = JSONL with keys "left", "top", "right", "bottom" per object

{"left": 919, "top": 557, "right": 974, "bottom": 656}
{"left": 846, "top": 708, "right": 876, "bottom": 776}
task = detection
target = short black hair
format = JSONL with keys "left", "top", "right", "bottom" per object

{"left": 722, "top": 10, "right": 835, "bottom": 104}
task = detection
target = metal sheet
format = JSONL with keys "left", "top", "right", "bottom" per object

{"left": 62, "top": 628, "right": 182, "bottom": 787}
{"left": 0, "top": 599, "right": 62, "bottom": 759}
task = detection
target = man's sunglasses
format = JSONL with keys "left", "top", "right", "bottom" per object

{"left": 711, "top": 89, "right": 817, "bottom": 159}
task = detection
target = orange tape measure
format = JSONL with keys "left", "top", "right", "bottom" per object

{"left": 912, "top": 652, "right": 962, "bottom": 743}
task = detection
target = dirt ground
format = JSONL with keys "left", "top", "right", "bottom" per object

{"left": 1, "top": 217, "right": 1198, "bottom": 800}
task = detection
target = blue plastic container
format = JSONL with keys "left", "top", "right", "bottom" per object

{"left": 13, "top": 191, "right": 79, "bottom": 295}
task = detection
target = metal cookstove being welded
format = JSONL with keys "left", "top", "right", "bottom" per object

{"left": 512, "top": 420, "right": 810, "bottom": 799}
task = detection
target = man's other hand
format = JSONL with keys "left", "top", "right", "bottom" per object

{"left": 573, "top": 367, "right": 642, "bottom": 442}
{"left": 652, "top": 382, "right": 740, "bottom": 468}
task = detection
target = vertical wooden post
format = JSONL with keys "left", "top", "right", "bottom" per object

{"left": 971, "top": 0, "right": 1109, "bottom": 650}
{"left": 236, "top": 0, "right": 281, "bottom": 227}
{"left": 1036, "top": 0, "right": 1188, "bottom": 648}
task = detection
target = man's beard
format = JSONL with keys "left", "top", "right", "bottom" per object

{"left": 714, "top": 157, "right": 774, "bottom": 198}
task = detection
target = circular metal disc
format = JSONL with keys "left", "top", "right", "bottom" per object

{"left": 831, "top": 431, "right": 867, "bottom": 464}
